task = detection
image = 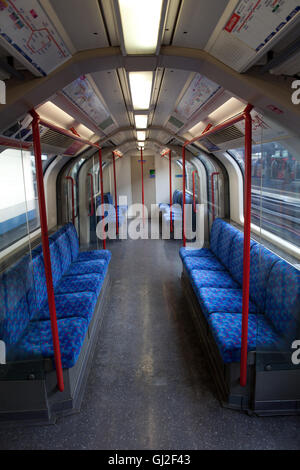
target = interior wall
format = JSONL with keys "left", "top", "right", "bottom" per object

{"left": 115, "top": 156, "right": 132, "bottom": 208}
{"left": 155, "top": 155, "right": 169, "bottom": 204}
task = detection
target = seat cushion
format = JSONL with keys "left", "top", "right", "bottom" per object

{"left": 11, "top": 317, "right": 88, "bottom": 369}
{"left": 197, "top": 288, "right": 258, "bottom": 319}
{"left": 190, "top": 269, "right": 239, "bottom": 290}
{"left": 55, "top": 273, "right": 105, "bottom": 297}
{"left": 35, "top": 291, "right": 97, "bottom": 322}
{"left": 77, "top": 249, "right": 111, "bottom": 263}
{"left": 183, "top": 256, "right": 226, "bottom": 275}
{"left": 265, "top": 260, "right": 300, "bottom": 336}
{"left": 65, "top": 259, "right": 107, "bottom": 276}
{"left": 208, "top": 313, "right": 280, "bottom": 363}
{"left": 179, "top": 247, "right": 214, "bottom": 261}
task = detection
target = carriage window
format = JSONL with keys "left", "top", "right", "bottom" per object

{"left": 229, "top": 141, "right": 300, "bottom": 247}
{"left": 0, "top": 148, "right": 40, "bottom": 253}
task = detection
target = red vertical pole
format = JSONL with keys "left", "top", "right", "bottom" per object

{"left": 112, "top": 152, "right": 119, "bottom": 235}
{"left": 65, "top": 176, "right": 75, "bottom": 225}
{"left": 211, "top": 172, "right": 219, "bottom": 222}
{"left": 192, "top": 170, "right": 198, "bottom": 213}
{"left": 31, "top": 110, "right": 64, "bottom": 392}
{"left": 182, "top": 145, "right": 186, "bottom": 246}
{"left": 98, "top": 149, "right": 106, "bottom": 249}
{"left": 240, "top": 108, "right": 253, "bottom": 387}
{"left": 169, "top": 150, "right": 173, "bottom": 233}
{"left": 141, "top": 147, "right": 145, "bottom": 225}
{"left": 88, "top": 173, "right": 94, "bottom": 217}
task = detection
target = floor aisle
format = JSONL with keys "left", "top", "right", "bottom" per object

{"left": 0, "top": 236, "right": 299, "bottom": 450}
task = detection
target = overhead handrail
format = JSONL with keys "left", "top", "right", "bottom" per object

{"left": 192, "top": 170, "right": 199, "bottom": 213}
{"left": 65, "top": 176, "right": 75, "bottom": 225}
{"left": 88, "top": 173, "right": 94, "bottom": 217}
{"left": 211, "top": 172, "right": 219, "bottom": 221}
{"left": 30, "top": 109, "right": 64, "bottom": 392}
{"left": 161, "top": 149, "right": 173, "bottom": 232}
{"left": 182, "top": 104, "right": 253, "bottom": 387}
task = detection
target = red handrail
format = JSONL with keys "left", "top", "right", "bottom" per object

{"left": 30, "top": 110, "right": 64, "bottom": 392}
{"left": 141, "top": 147, "right": 145, "bottom": 226}
{"left": 88, "top": 173, "right": 94, "bottom": 217}
{"left": 161, "top": 149, "right": 173, "bottom": 232}
{"left": 211, "top": 172, "right": 219, "bottom": 221}
{"left": 112, "top": 151, "right": 119, "bottom": 235}
{"left": 98, "top": 149, "right": 106, "bottom": 249}
{"left": 0, "top": 136, "right": 32, "bottom": 149}
{"left": 65, "top": 176, "right": 75, "bottom": 225}
{"left": 192, "top": 170, "right": 198, "bottom": 213}
{"left": 240, "top": 107, "right": 253, "bottom": 387}
{"left": 182, "top": 104, "right": 253, "bottom": 387}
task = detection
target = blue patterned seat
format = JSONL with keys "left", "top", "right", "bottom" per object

{"left": 65, "top": 259, "right": 108, "bottom": 276}
{"left": 196, "top": 288, "right": 258, "bottom": 319}
{"left": 179, "top": 247, "right": 214, "bottom": 261}
{"left": 228, "top": 232, "right": 256, "bottom": 286}
{"left": 35, "top": 291, "right": 97, "bottom": 322}
{"left": 190, "top": 270, "right": 239, "bottom": 290}
{"left": 208, "top": 313, "right": 280, "bottom": 363}
{"left": 9, "top": 317, "right": 88, "bottom": 369}
{"left": 265, "top": 261, "right": 300, "bottom": 338}
{"left": 77, "top": 249, "right": 111, "bottom": 263}
{"left": 55, "top": 273, "right": 105, "bottom": 296}
{"left": 183, "top": 255, "right": 226, "bottom": 275}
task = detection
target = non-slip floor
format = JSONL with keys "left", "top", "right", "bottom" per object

{"left": 0, "top": 236, "right": 299, "bottom": 450}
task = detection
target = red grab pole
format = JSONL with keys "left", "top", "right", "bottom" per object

{"left": 182, "top": 146, "right": 186, "bottom": 246}
{"left": 141, "top": 147, "right": 145, "bottom": 225}
{"left": 98, "top": 149, "right": 106, "bottom": 249}
{"left": 88, "top": 173, "right": 94, "bottom": 217}
{"left": 240, "top": 107, "right": 253, "bottom": 387}
{"left": 30, "top": 110, "right": 64, "bottom": 392}
{"left": 169, "top": 151, "right": 173, "bottom": 233}
{"left": 211, "top": 172, "right": 219, "bottom": 221}
{"left": 65, "top": 176, "right": 75, "bottom": 225}
{"left": 112, "top": 152, "right": 119, "bottom": 235}
{"left": 192, "top": 170, "right": 198, "bottom": 213}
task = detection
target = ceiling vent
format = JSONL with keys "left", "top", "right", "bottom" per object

{"left": 207, "top": 125, "right": 244, "bottom": 145}
{"left": 168, "top": 116, "right": 184, "bottom": 129}
{"left": 99, "top": 117, "right": 114, "bottom": 131}
{"left": 40, "top": 129, "right": 74, "bottom": 149}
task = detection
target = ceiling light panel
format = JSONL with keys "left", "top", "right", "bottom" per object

{"left": 137, "top": 131, "right": 146, "bottom": 141}
{"left": 118, "top": 0, "right": 163, "bottom": 54}
{"left": 129, "top": 72, "right": 153, "bottom": 110}
{"left": 135, "top": 115, "right": 148, "bottom": 129}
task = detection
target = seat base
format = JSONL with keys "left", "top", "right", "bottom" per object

{"left": 0, "top": 271, "right": 111, "bottom": 426}
{"left": 181, "top": 270, "right": 300, "bottom": 417}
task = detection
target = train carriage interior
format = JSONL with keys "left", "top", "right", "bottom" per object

{"left": 0, "top": 0, "right": 299, "bottom": 451}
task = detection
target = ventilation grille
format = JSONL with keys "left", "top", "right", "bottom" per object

{"left": 40, "top": 129, "right": 74, "bottom": 148}
{"left": 168, "top": 115, "right": 184, "bottom": 129}
{"left": 99, "top": 117, "right": 114, "bottom": 130}
{"left": 208, "top": 124, "right": 244, "bottom": 145}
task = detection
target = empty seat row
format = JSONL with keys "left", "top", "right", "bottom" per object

{"left": 0, "top": 223, "right": 111, "bottom": 369}
{"left": 95, "top": 192, "right": 126, "bottom": 227}
{"left": 160, "top": 190, "right": 196, "bottom": 228}
{"left": 180, "top": 218, "right": 300, "bottom": 363}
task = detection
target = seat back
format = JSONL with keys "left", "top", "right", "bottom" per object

{"left": 52, "top": 231, "right": 72, "bottom": 275}
{"left": 65, "top": 223, "right": 79, "bottom": 261}
{"left": 249, "top": 244, "right": 279, "bottom": 313}
{"left": 215, "top": 222, "right": 238, "bottom": 269}
{"left": 265, "top": 260, "right": 300, "bottom": 337}
{"left": 0, "top": 257, "right": 31, "bottom": 344}
{"left": 209, "top": 218, "right": 224, "bottom": 256}
{"left": 229, "top": 232, "right": 256, "bottom": 286}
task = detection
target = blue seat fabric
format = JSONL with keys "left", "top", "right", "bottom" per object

{"left": 1, "top": 223, "right": 111, "bottom": 369}
{"left": 180, "top": 218, "right": 300, "bottom": 363}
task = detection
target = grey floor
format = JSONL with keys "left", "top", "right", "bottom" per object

{"left": 0, "top": 235, "right": 299, "bottom": 450}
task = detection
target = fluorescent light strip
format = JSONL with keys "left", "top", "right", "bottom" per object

{"left": 118, "top": 0, "right": 163, "bottom": 54}
{"left": 135, "top": 115, "right": 148, "bottom": 129}
{"left": 137, "top": 131, "right": 146, "bottom": 141}
{"left": 129, "top": 71, "right": 153, "bottom": 110}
